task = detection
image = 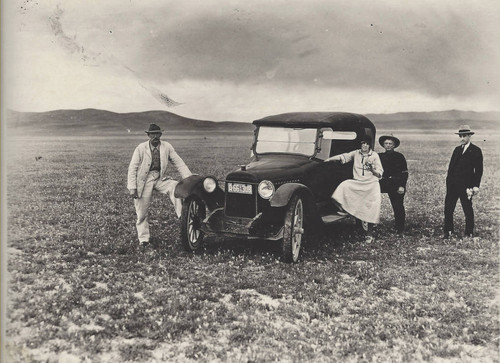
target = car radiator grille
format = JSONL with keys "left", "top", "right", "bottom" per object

{"left": 225, "top": 186, "right": 257, "bottom": 218}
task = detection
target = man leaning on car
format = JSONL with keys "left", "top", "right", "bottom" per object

{"left": 127, "top": 123, "right": 192, "bottom": 247}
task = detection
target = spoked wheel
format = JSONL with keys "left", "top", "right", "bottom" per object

{"left": 282, "top": 194, "right": 305, "bottom": 263}
{"left": 180, "top": 195, "right": 206, "bottom": 252}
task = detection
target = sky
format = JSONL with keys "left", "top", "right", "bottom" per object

{"left": 2, "top": 0, "right": 500, "bottom": 122}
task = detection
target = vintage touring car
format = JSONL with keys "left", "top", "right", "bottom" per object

{"left": 174, "top": 112, "right": 376, "bottom": 262}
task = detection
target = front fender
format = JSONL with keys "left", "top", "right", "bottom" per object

{"left": 174, "top": 175, "right": 224, "bottom": 210}
{"left": 174, "top": 175, "right": 204, "bottom": 198}
{"left": 270, "top": 183, "right": 313, "bottom": 207}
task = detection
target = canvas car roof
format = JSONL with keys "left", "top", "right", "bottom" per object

{"left": 252, "top": 112, "right": 374, "bottom": 130}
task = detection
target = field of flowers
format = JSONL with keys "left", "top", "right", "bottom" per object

{"left": 5, "top": 130, "right": 500, "bottom": 362}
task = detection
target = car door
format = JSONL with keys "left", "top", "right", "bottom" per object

{"left": 304, "top": 129, "right": 354, "bottom": 202}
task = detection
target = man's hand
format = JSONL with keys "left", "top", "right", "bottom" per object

{"left": 397, "top": 186, "right": 405, "bottom": 195}
{"left": 129, "top": 189, "right": 139, "bottom": 199}
{"left": 472, "top": 187, "right": 480, "bottom": 196}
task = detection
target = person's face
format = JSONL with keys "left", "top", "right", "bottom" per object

{"left": 459, "top": 134, "right": 471, "bottom": 145}
{"left": 148, "top": 132, "right": 162, "bottom": 146}
{"left": 360, "top": 141, "right": 370, "bottom": 153}
{"left": 383, "top": 140, "right": 395, "bottom": 151}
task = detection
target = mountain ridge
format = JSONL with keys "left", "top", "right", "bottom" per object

{"left": 6, "top": 108, "right": 500, "bottom": 135}
{"left": 366, "top": 109, "right": 500, "bottom": 122}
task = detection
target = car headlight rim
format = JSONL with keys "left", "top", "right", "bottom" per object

{"left": 203, "top": 177, "right": 217, "bottom": 193}
{"left": 258, "top": 180, "right": 275, "bottom": 199}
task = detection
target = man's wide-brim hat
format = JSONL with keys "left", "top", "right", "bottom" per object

{"left": 145, "top": 123, "right": 164, "bottom": 134}
{"left": 379, "top": 134, "right": 400, "bottom": 148}
{"left": 455, "top": 125, "right": 474, "bottom": 135}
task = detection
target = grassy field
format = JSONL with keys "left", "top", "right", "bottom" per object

{"left": 4, "top": 130, "right": 500, "bottom": 362}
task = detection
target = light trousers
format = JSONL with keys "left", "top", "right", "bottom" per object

{"left": 134, "top": 171, "right": 182, "bottom": 243}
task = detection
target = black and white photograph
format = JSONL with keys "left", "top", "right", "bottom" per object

{"left": 2, "top": 0, "right": 499, "bottom": 361}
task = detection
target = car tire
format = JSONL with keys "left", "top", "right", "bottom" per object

{"left": 180, "top": 195, "right": 206, "bottom": 252}
{"left": 282, "top": 194, "right": 305, "bottom": 263}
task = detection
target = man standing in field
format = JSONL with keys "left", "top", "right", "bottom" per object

{"left": 127, "top": 123, "right": 192, "bottom": 246}
{"left": 378, "top": 134, "right": 408, "bottom": 235}
{"left": 443, "top": 125, "right": 483, "bottom": 239}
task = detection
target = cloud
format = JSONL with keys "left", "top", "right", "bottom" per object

{"left": 102, "top": 0, "right": 498, "bottom": 99}
{"left": 4, "top": 0, "right": 499, "bottom": 118}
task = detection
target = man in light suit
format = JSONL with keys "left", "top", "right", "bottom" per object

{"left": 127, "top": 124, "right": 192, "bottom": 246}
{"left": 444, "top": 125, "right": 483, "bottom": 239}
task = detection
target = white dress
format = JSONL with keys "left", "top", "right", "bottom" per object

{"left": 332, "top": 149, "right": 383, "bottom": 224}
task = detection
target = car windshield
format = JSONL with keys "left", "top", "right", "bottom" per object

{"left": 255, "top": 127, "right": 317, "bottom": 156}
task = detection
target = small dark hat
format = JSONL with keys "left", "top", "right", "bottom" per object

{"left": 379, "top": 134, "right": 401, "bottom": 148}
{"left": 455, "top": 125, "right": 474, "bottom": 135}
{"left": 145, "top": 123, "right": 164, "bottom": 134}
{"left": 360, "top": 135, "right": 373, "bottom": 145}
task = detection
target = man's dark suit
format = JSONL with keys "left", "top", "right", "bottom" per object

{"left": 444, "top": 143, "right": 483, "bottom": 236}
{"left": 379, "top": 151, "right": 408, "bottom": 233}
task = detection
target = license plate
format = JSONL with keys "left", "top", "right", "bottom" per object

{"left": 227, "top": 182, "right": 252, "bottom": 194}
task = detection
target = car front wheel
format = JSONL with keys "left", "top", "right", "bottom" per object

{"left": 282, "top": 194, "right": 305, "bottom": 263}
{"left": 180, "top": 195, "right": 206, "bottom": 252}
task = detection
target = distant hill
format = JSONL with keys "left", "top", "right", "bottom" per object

{"left": 5, "top": 108, "right": 500, "bottom": 136}
{"left": 366, "top": 110, "right": 500, "bottom": 130}
{"left": 5, "top": 109, "right": 254, "bottom": 135}
{"left": 367, "top": 110, "right": 500, "bottom": 122}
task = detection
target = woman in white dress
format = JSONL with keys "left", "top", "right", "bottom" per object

{"left": 324, "top": 136, "right": 383, "bottom": 242}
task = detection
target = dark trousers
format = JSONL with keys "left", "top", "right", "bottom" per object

{"left": 387, "top": 191, "right": 405, "bottom": 232}
{"left": 444, "top": 183, "right": 474, "bottom": 235}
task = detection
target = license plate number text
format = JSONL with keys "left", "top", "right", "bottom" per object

{"left": 228, "top": 183, "right": 252, "bottom": 194}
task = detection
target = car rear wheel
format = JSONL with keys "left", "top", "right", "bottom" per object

{"left": 282, "top": 194, "right": 305, "bottom": 263}
{"left": 180, "top": 195, "right": 206, "bottom": 252}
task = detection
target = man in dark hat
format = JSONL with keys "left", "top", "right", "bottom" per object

{"left": 127, "top": 124, "right": 192, "bottom": 246}
{"left": 378, "top": 134, "right": 408, "bottom": 235}
{"left": 443, "top": 125, "right": 483, "bottom": 239}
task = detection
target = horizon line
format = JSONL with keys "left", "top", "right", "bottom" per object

{"left": 7, "top": 107, "right": 500, "bottom": 116}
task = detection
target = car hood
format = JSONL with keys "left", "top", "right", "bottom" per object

{"left": 225, "top": 154, "right": 314, "bottom": 183}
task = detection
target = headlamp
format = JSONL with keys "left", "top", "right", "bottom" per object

{"left": 203, "top": 177, "right": 217, "bottom": 193}
{"left": 258, "top": 180, "right": 275, "bottom": 199}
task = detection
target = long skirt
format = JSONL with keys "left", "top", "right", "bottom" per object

{"left": 332, "top": 179, "right": 381, "bottom": 224}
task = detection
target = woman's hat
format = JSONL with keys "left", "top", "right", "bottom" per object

{"left": 455, "top": 125, "right": 474, "bottom": 135}
{"left": 360, "top": 135, "right": 372, "bottom": 145}
{"left": 379, "top": 134, "right": 400, "bottom": 148}
{"left": 145, "top": 123, "right": 164, "bottom": 134}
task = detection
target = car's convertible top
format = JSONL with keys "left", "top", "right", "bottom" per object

{"left": 253, "top": 112, "right": 374, "bottom": 130}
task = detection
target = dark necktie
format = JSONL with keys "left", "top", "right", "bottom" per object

{"left": 151, "top": 146, "right": 161, "bottom": 171}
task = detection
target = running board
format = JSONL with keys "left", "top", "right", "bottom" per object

{"left": 321, "top": 214, "right": 347, "bottom": 224}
